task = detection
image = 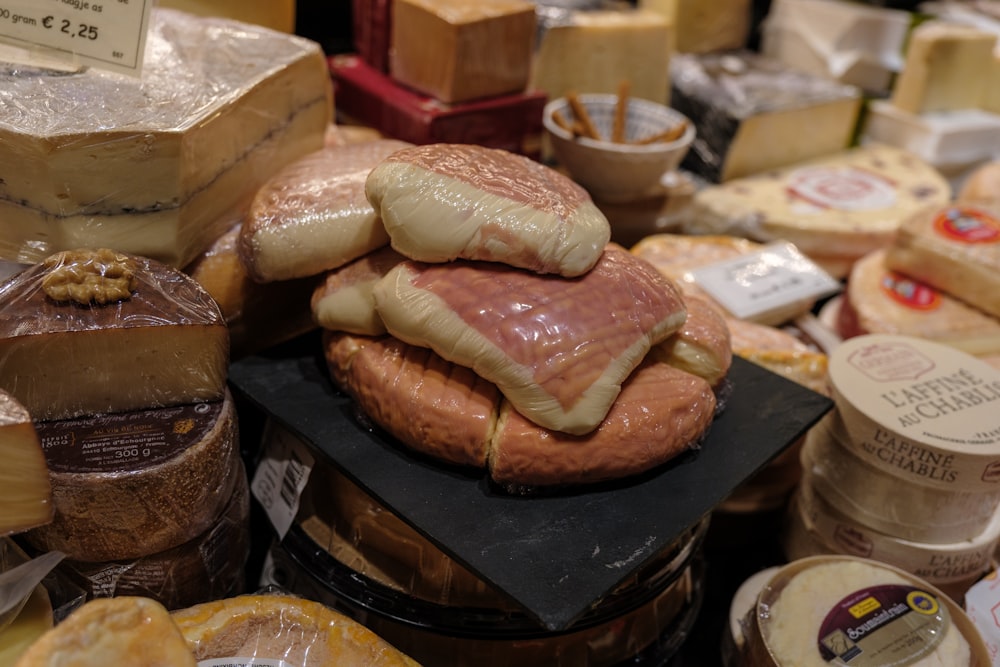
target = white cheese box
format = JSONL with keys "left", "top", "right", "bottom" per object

{"left": 800, "top": 410, "right": 1000, "bottom": 543}
{"left": 784, "top": 473, "right": 1000, "bottom": 601}
{"left": 0, "top": 8, "right": 332, "bottom": 269}
{"left": 688, "top": 144, "right": 951, "bottom": 278}
{"left": 828, "top": 334, "right": 1000, "bottom": 496}
{"left": 742, "top": 555, "right": 991, "bottom": 666}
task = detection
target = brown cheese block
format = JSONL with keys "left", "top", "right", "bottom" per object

{"left": 838, "top": 248, "right": 1000, "bottom": 356}
{"left": 365, "top": 143, "right": 611, "bottom": 277}
{"left": 171, "top": 593, "right": 421, "bottom": 667}
{"left": 185, "top": 222, "right": 319, "bottom": 359}
{"left": 24, "top": 392, "right": 240, "bottom": 562}
{"left": 885, "top": 204, "right": 1000, "bottom": 319}
{"left": 15, "top": 596, "right": 196, "bottom": 667}
{"left": 311, "top": 246, "right": 406, "bottom": 335}
{"left": 62, "top": 459, "right": 250, "bottom": 611}
{"left": 240, "top": 139, "right": 413, "bottom": 283}
{"left": 0, "top": 390, "right": 52, "bottom": 536}
{"left": 0, "top": 248, "right": 228, "bottom": 422}
{"left": 373, "top": 244, "right": 687, "bottom": 435}
{"left": 327, "top": 333, "right": 716, "bottom": 488}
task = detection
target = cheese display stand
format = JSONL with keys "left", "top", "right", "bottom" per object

{"left": 6, "top": 0, "right": 1000, "bottom": 665}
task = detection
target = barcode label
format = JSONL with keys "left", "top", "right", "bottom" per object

{"left": 250, "top": 422, "right": 314, "bottom": 540}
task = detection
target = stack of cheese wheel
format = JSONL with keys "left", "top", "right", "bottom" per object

{"left": 737, "top": 555, "right": 990, "bottom": 666}
{"left": 0, "top": 248, "right": 249, "bottom": 610}
{"left": 261, "top": 420, "right": 708, "bottom": 667}
{"left": 781, "top": 333, "right": 1000, "bottom": 602}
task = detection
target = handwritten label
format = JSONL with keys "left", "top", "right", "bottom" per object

{"left": 0, "top": 0, "right": 153, "bottom": 76}
{"left": 690, "top": 242, "right": 842, "bottom": 320}
{"left": 250, "top": 423, "right": 314, "bottom": 540}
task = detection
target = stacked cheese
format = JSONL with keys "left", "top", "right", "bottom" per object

{"left": 332, "top": 0, "right": 546, "bottom": 154}
{"left": 0, "top": 8, "right": 331, "bottom": 270}
{"left": 0, "top": 248, "right": 249, "bottom": 611}
{"left": 861, "top": 16, "right": 1000, "bottom": 180}
{"left": 781, "top": 335, "right": 1000, "bottom": 602}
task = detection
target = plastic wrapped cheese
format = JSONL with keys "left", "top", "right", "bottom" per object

{"left": 0, "top": 248, "right": 229, "bottom": 422}
{"left": 0, "top": 7, "right": 332, "bottom": 269}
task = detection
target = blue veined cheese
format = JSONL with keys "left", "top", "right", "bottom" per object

{"left": 0, "top": 8, "right": 332, "bottom": 269}
{"left": 688, "top": 144, "right": 950, "bottom": 277}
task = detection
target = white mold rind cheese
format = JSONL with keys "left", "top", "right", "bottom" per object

{"left": 24, "top": 392, "right": 240, "bottom": 563}
{"left": 0, "top": 8, "right": 332, "bottom": 269}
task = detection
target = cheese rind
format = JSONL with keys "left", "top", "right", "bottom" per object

{"left": 0, "top": 8, "right": 332, "bottom": 268}
{"left": 0, "top": 249, "right": 229, "bottom": 422}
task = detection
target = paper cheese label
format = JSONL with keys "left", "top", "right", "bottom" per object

{"left": 932, "top": 207, "right": 1000, "bottom": 244}
{"left": 787, "top": 167, "right": 898, "bottom": 212}
{"left": 0, "top": 0, "right": 153, "bottom": 76}
{"left": 880, "top": 272, "right": 942, "bottom": 311}
{"left": 251, "top": 422, "right": 314, "bottom": 540}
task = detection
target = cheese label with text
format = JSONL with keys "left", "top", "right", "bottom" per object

{"left": 932, "top": 206, "right": 1000, "bottom": 244}
{"left": 0, "top": 0, "right": 153, "bottom": 76}
{"left": 879, "top": 271, "right": 942, "bottom": 312}
{"left": 787, "top": 167, "right": 898, "bottom": 212}
{"left": 250, "top": 423, "right": 314, "bottom": 540}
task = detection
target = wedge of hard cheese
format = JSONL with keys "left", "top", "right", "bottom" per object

{"left": 240, "top": 139, "right": 413, "bottom": 283}
{"left": 0, "top": 391, "right": 51, "bottom": 536}
{"left": 365, "top": 143, "right": 611, "bottom": 277}
{"left": 15, "top": 596, "right": 196, "bottom": 667}
{"left": 0, "top": 248, "right": 228, "bottom": 422}
{"left": 0, "top": 8, "right": 332, "bottom": 269}
{"left": 172, "top": 593, "right": 420, "bottom": 666}
{"left": 372, "top": 244, "right": 687, "bottom": 434}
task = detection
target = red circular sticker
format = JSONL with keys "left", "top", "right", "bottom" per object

{"left": 933, "top": 207, "right": 1000, "bottom": 243}
{"left": 880, "top": 272, "right": 941, "bottom": 311}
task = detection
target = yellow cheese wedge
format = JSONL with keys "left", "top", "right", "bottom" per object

{"left": 0, "top": 391, "right": 51, "bottom": 536}
{"left": 0, "top": 585, "right": 54, "bottom": 666}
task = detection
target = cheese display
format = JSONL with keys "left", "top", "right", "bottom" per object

{"left": 61, "top": 460, "right": 250, "bottom": 610}
{"left": 0, "top": 584, "right": 53, "bottom": 666}
{"left": 784, "top": 472, "right": 1000, "bottom": 600}
{"left": 389, "top": 0, "right": 535, "bottom": 104}
{"left": 171, "top": 593, "right": 421, "bottom": 666}
{"left": 885, "top": 204, "right": 1000, "bottom": 320}
{"left": 669, "top": 50, "right": 862, "bottom": 183}
{"left": 530, "top": 8, "right": 673, "bottom": 105}
{"left": 891, "top": 21, "right": 997, "bottom": 115}
{"left": 0, "top": 390, "right": 51, "bottom": 536}
{"left": 0, "top": 8, "right": 332, "bottom": 269}
{"left": 688, "top": 145, "right": 952, "bottom": 277}
{"left": 329, "top": 55, "right": 548, "bottom": 156}
{"left": 184, "top": 223, "right": 319, "bottom": 360}
{"left": 827, "top": 334, "right": 1000, "bottom": 495}
{"left": 366, "top": 144, "right": 611, "bottom": 277}
{"left": 372, "top": 245, "right": 687, "bottom": 435}
{"left": 239, "top": 139, "right": 412, "bottom": 282}
{"left": 24, "top": 393, "right": 240, "bottom": 562}
{"left": 0, "top": 249, "right": 229, "bottom": 422}
{"left": 639, "top": 0, "right": 750, "bottom": 54}
{"left": 834, "top": 249, "right": 1000, "bottom": 356}
{"left": 760, "top": 0, "right": 911, "bottom": 93}
{"left": 14, "top": 596, "right": 197, "bottom": 667}
{"left": 311, "top": 246, "right": 405, "bottom": 335}
{"left": 743, "top": 556, "right": 988, "bottom": 666}
{"left": 652, "top": 295, "right": 733, "bottom": 390}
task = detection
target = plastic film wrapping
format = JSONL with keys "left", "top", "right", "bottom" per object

{"left": 59, "top": 459, "right": 250, "bottom": 611}
{"left": 0, "top": 390, "right": 52, "bottom": 537}
{"left": 0, "top": 7, "right": 332, "bottom": 269}
{"left": 23, "top": 391, "right": 240, "bottom": 562}
{"left": 239, "top": 139, "right": 412, "bottom": 283}
{"left": 184, "top": 222, "right": 319, "bottom": 360}
{"left": 171, "top": 591, "right": 421, "bottom": 666}
{"left": 0, "top": 248, "right": 228, "bottom": 422}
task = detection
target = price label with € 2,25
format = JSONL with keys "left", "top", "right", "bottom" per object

{"left": 0, "top": 0, "right": 153, "bottom": 76}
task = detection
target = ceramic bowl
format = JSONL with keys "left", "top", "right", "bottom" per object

{"left": 543, "top": 94, "right": 694, "bottom": 203}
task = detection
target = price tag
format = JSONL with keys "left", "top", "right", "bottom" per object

{"left": 689, "top": 241, "right": 842, "bottom": 321}
{"left": 0, "top": 0, "right": 153, "bottom": 76}
{"left": 250, "top": 424, "right": 314, "bottom": 540}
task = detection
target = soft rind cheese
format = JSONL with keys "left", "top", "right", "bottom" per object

{"left": 688, "top": 145, "right": 951, "bottom": 277}
{"left": 24, "top": 393, "right": 240, "bottom": 563}
{"left": 0, "top": 8, "right": 332, "bottom": 269}
{"left": 0, "top": 248, "right": 229, "bottom": 422}
{"left": 0, "top": 390, "right": 52, "bottom": 536}
{"left": 670, "top": 50, "right": 862, "bottom": 183}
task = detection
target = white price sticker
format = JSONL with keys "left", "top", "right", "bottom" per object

{"left": 0, "top": 0, "right": 153, "bottom": 76}
{"left": 690, "top": 242, "right": 842, "bottom": 321}
{"left": 250, "top": 424, "right": 314, "bottom": 540}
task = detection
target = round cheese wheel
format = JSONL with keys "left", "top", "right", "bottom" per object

{"left": 24, "top": 392, "right": 240, "bottom": 562}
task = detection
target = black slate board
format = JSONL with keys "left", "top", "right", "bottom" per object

{"left": 229, "top": 337, "right": 831, "bottom": 631}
